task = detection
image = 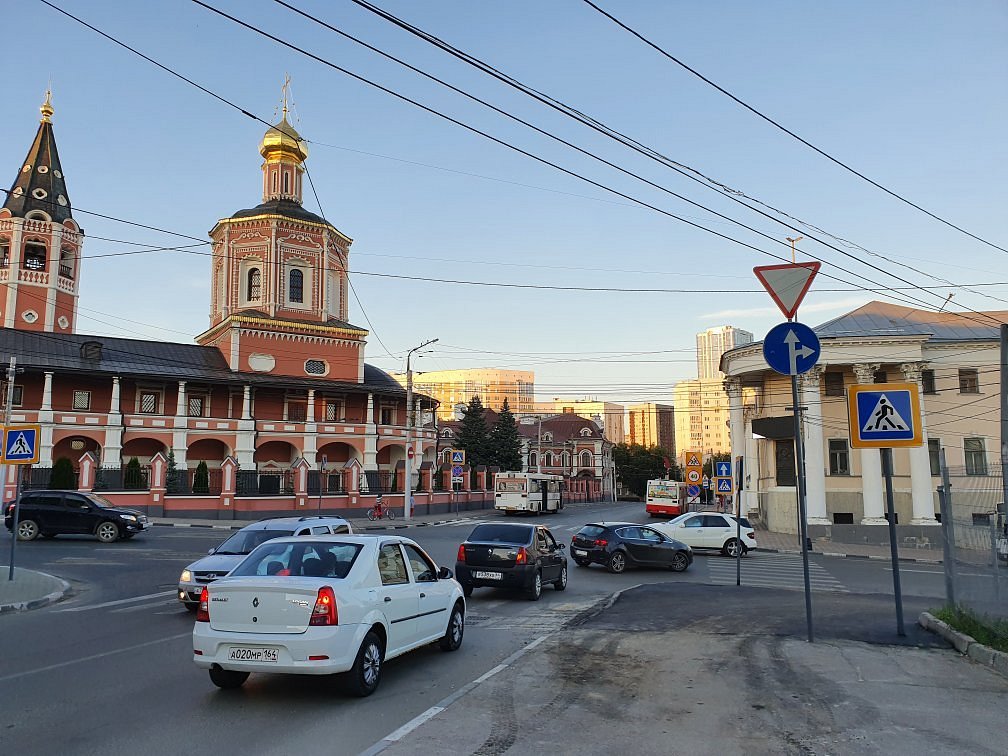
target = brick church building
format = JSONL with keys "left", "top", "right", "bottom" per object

{"left": 0, "top": 92, "right": 453, "bottom": 517}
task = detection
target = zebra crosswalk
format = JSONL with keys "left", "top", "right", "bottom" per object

{"left": 705, "top": 553, "right": 848, "bottom": 593}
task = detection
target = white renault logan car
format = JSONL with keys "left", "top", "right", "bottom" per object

{"left": 654, "top": 512, "right": 758, "bottom": 557}
{"left": 192, "top": 534, "right": 465, "bottom": 696}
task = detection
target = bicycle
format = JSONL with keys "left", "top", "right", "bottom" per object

{"left": 366, "top": 496, "right": 395, "bottom": 521}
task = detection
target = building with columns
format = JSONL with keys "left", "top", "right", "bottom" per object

{"left": 0, "top": 93, "right": 438, "bottom": 507}
{"left": 721, "top": 301, "right": 1004, "bottom": 535}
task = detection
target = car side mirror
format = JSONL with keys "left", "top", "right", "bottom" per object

{"left": 438, "top": 566, "right": 453, "bottom": 580}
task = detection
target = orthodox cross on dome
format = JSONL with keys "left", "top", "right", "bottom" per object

{"left": 40, "top": 88, "right": 54, "bottom": 123}
{"left": 279, "top": 73, "right": 292, "bottom": 122}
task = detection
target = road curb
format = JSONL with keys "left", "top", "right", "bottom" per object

{"left": 153, "top": 522, "right": 244, "bottom": 530}
{"left": 918, "top": 611, "right": 1008, "bottom": 679}
{"left": 753, "top": 546, "right": 942, "bottom": 564}
{"left": 0, "top": 572, "right": 71, "bottom": 614}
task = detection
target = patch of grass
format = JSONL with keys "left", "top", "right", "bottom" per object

{"left": 933, "top": 604, "right": 1008, "bottom": 653}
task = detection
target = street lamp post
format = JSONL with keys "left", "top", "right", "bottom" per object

{"left": 404, "top": 338, "right": 438, "bottom": 520}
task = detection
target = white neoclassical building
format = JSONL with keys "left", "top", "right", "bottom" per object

{"left": 721, "top": 301, "right": 1004, "bottom": 536}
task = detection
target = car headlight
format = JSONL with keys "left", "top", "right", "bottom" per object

{"left": 180, "top": 570, "right": 192, "bottom": 583}
{"left": 120, "top": 514, "right": 137, "bottom": 521}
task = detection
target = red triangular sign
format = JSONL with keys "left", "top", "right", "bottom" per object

{"left": 753, "top": 262, "right": 821, "bottom": 319}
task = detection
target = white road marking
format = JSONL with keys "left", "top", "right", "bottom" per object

{"left": 55, "top": 589, "right": 176, "bottom": 612}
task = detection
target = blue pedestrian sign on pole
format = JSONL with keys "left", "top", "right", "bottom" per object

{"left": 847, "top": 382, "right": 923, "bottom": 448}
{"left": 2, "top": 424, "right": 40, "bottom": 464}
{"left": 715, "top": 460, "right": 732, "bottom": 478}
{"left": 763, "top": 322, "right": 820, "bottom": 376}
{"left": 716, "top": 477, "right": 733, "bottom": 494}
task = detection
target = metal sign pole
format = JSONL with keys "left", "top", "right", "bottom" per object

{"left": 8, "top": 465, "right": 23, "bottom": 580}
{"left": 791, "top": 372, "right": 814, "bottom": 643}
{"left": 938, "top": 448, "right": 958, "bottom": 605}
{"left": 881, "top": 447, "right": 906, "bottom": 636}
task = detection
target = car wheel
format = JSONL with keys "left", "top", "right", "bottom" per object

{"left": 526, "top": 569, "right": 542, "bottom": 601}
{"left": 462, "top": 582, "right": 474, "bottom": 598}
{"left": 346, "top": 631, "right": 384, "bottom": 697}
{"left": 554, "top": 565, "right": 568, "bottom": 591}
{"left": 723, "top": 538, "right": 745, "bottom": 558}
{"left": 209, "top": 665, "right": 249, "bottom": 690}
{"left": 574, "top": 559, "right": 590, "bottom": 568}
{"left": 439, "top": 602, "right": 465, "bottom": 652}
{"left": 670, "top": 551, "right": 690, "bottom": 572}
{"left": 16, "top": 519, "right": 39, "bottom": 541}
{"left": 95, "top": 521, "right": 121, "bottom": 543}
{"left": 607, "top": 550, "right": 627, "bottom": 574}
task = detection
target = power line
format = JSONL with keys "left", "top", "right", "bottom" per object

{"left": 579, "top": 0, "right": 1008, "bottom": 255}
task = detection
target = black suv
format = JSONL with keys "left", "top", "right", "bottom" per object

{"left": 456, "top": 522, "right": 567, "bottom": 600}
{"left": 4, "top": 491, "right": 149, "bottom": 543}
{"left": 571, "top": 522, "right": 692, "bottom": 573}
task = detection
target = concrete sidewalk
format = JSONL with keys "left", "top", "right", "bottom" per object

{"left": 0, "top": 567, "right": 70, "bottom": 613}
{"left": 756, "top": 527, "right": 944, "bottom": 563}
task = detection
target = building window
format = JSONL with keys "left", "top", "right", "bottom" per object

{"left": 3, "top": 384, "right": 24, "bottom": 407}
{"left": 247, "top": 267, "right": 261, "bottom": 301}
{"left": 380, "top": 406, "right": 394, "bottom": 425}
{"left": 964, "top": 438, "right": 987, "bottom": 476}
{"left": 283, "top": 172, "right": 290, "bottom": 195}
{"left": 921, "top": 369, "right": 936, "bottom": 394}
{"left": 928, "top": 439, "right": 941, "bottom": 476}
{"left": 304, "top": 359, "right": 327, "bottom": 375}
{"left": 272, "top": 171, "right": 278, "bottom": 193}
{"left": 0, "top": 241, "right": 9, "bottom": 268}
{"left": 188, "top": 396, "right": 205, "bottom": 417}
{"left": 324, "top": 399, "right": 344, "bottom": 422}
{"left": 139, "top": 391, "right": 159, "bottom": 414}
{"left": 580, "top": 450, "right": 593, "bottom": 468}
{"left": 529, "top": 452, "right": 538, "bottom": 469}
{"left": 874, "top": 370, "right": 887, "bottom": 384}
{"left": 775, "top": 440, "right": 796, "bottom": 486}
{"left": 289, "top": 268, "right": 304, "bottom": 303}
{"left": 72, "top": 391, "right": 91, "bottom": 411}
{"left": 958, "top": 369, "right": 979, "bottom": 394}
{"left": 287, "top": 402, "right": 307, "bottom": 422}
{"left": 828, "top": 439, "right": 849, "bottom": 475}
{"left": 544, "top": 452, "right": 554, "bottom": 467}
{"left": 23, "top": 242, "right": 46, "bottom": 271}
{"left": 824, "top": 372, "right": 844, "bottom": 397}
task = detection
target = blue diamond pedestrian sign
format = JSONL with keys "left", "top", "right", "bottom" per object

{"left": 450, "top": 449, "right": 465, "bottom": 464}
{"left": 847, "top": 382, "right": 923, "bottom": 449}
{"left": 3, "top": 424, "right": 40, "bottom": 464}
{"left": 716, "top": 477, "right": 733, "bottom": 494}
{"left": 715, "top": 460, "right": 732, "bottom": 478}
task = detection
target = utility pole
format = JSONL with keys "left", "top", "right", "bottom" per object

{"left": 538, "top": 415, "right": 543, "bottom": 473}
{"left": 786, "top": 235, "right": 803, "bottom": 263}
{"left": 5, "top": 357, "right": 23, "bottom": 580}
{"left": 1001, "top": 325, "right": 1007, "bottom": 535}
{"left": 404, "top": 338, "right": 438, "bottom": 520}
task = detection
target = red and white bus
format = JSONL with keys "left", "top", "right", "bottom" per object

{"left": 645, "top": 479, "right": 687, "bottom": 517}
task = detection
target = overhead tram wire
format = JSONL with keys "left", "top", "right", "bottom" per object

{"left": 578, "top": 0, "right": 1008, "bottom": 256}
{"left": 36, "top": 0, "right": 397, "bottom": 362}
{"left": 186, "top": 2, "right": 978, "bottom": 320}
{"left": 339, "top": 0, "right": 1008, "bottom": 311}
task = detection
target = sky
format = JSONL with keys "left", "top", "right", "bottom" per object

{"left": 2, "top": 0, "right": 1006, "bottom": 407}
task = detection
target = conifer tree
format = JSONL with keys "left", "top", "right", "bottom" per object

{"left": 455, "top": 395, "right": 490, "bottom": 469}
{"left": 489, "top": 398, "right": 523, "bottom": 472}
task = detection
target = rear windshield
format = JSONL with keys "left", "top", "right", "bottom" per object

{"left": 213, "top": 529, "right": 294, "bottom": 556}
{"left": 468, "top": 524, "right": 533, "bottom": 544}
{"left": 576, "top": 525, "right": 607, "bottom": 539}
{"left": 230, "top": 541, "right": 363, "bottom": 578}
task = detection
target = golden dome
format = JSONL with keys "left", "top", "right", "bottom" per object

{"left": 259, "top": 115, "right": 308, "bottom": 162}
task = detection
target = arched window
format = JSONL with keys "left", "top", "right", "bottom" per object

{"left": 528, "top": 452, "right": 538, "bottom": 469}
{"left": 272, "top": 171, "right": 278, "bottom": 193}
{"left": 562, "top": 452, "right": 570, "bottom": 467}
{"left": 542, "top": 432, "right": 553, "bottom": 442}
{"left": 283, "top": 171, "right": 290, "bottom": 194}
{"left": 23, "top": 242, "right": 46, "bottom": 271}
{"left": 289, "top": 268, "right": 304, "bottom": 303}
{"left": 544, "top": 452, "right": 554, "bottom": 467}
{"left": 580, "top": 450, "right": 593, "bottom": 468}
{"left": 580, "top": 427, "right": 593, "bottom": 437}
{"left": 247, "top": 267, "right": 261, "bottom": 300}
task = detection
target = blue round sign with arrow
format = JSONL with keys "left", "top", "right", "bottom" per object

{"left": 763, "top": 321, "right": 821, "bottom": 376}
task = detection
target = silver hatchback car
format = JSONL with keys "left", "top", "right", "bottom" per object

{"left": 177, "top": 515, "right": 352, "bottom": 610}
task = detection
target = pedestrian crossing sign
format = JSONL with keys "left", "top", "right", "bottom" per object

{"left": 450, "top": 449, "right": 465, "bottom": 464}
{"left": 847, "top": 383, "right": 922, "bottom": 449}
{"left": 2, "top": 423, "right": 40, "bottom": 464}
{"left": 684, "top": 452, "right": 701, "bottom": 468}
{"left": 716, "top": 477, "right": 733, "bottom": 494}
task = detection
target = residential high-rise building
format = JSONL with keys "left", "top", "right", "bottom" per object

{"left": 673, "top": 379, "right": 731, "bottom": 457}
{"left": 696, "top": 326, "right": 753, "bottom": 379}
{"left": 626, "top": 403, "right": 675, "bottom": 455}
{"left": 398, "top": 368, "right": 535, "bottom": 420}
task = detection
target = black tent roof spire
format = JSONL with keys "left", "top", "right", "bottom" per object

{"left": 3, "top": 90, "right": 73, "bottom": 223}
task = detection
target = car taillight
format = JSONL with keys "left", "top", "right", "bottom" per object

{"left": 196, "top": 587, "right": 210, "bottom": 622}
{"left": 515, "top": 547, "right": 528, "bottom": 565}
{"left": 457, "top": 544, "right": 466, "bottom": 563}
{"left": 310, "top": 586, "right": 338, "bottom": 626}
{"left": 593, "top": 539, "right": 608, "bottom": 548}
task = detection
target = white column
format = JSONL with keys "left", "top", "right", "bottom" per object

{"left": 242, "top": 385, "right": 252, "bottom": 420}
{"left": 801, "top": 367, "right": 830, "bottom": 524}
{"left": 724, "top": 378, "right": 744, "bottom": 515}
{"left": 110, "top": 376, "right": 121, "bottom": 416}
{"left": 364, "top": 393, "right": 377, "bottom": 469}
{"left": 854, "top": 363, "right": 886, "bottom": 524}
{"left": 307, "top": 389, "right": 315, "bottom": 423}
{"left": 902, "top": 361, "right": 938, "bottom": 525}
{"left": 105, "top": 376, "right": 123, "bottom": 468}
{"left": 41, "top": 371, "right": 53, "bottom": 412}
{"left": 236, "top": 384, "right": 255, "bottom": 467}
{"left": 742, "top": 415, "right": 759, "bottom": 515}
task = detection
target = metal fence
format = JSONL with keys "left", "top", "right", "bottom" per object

{"left": 235, "top": 469, "right": 295, "bottom": 497}
{"left": 20, "top": 466, "right": 80, "bottom": 492}
{"left": 306, "top": 471, "right": 346, "bottom": 496}
{"left": 361, "top": 470, "right": 396, "bottom": 494}
{"left": 93, "top": 465, "right": 150, "bottom": 492}
{"left": 937, "top": 460, "right": 1008, "bottom": 635}
{"left": 166, "top": 468, "right": 223, "bottom": 496}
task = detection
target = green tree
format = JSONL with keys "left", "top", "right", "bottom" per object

{"left": 455, "top": 395, "right": 490, "bottom": 470}
{"left": 613, "top": 444, "right": 670, "bottom": 498}
{"left": 49, "top": 457, "right": 77, "bottom": 489}
{"left": 123, "top": 457, "right": 143, "bottom": 490}
{"left": 488, "top": 398, "right": 522, "bottom": 472}
{"left": 192, "top": 460, "right": 210, "bottom": 494}
{"left": 165, "top": 448, "right": 181, "bottom": 493}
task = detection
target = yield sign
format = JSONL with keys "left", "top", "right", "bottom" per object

{"left": 753, "top": 261, "right": 821, "bottom": 319}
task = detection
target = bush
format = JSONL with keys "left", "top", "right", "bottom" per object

{"left": 192, "top": 460, "right": 210, "bottom": 494}
{"left": 49, "top": 457, "right": 77, "bottom": 489}
{"left": 124, "top": 457, "right": 144, "bottom": 490}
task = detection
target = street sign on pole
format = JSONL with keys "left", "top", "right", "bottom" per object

{"left": 684, "top": 450, "right": 702, "bottom": 507}
{"left": 451, "top": 464, "right": 464, "bottom": 484}
{"left": 2, "top": 424, "right": 39, "bottom": 464}
{"left": 716, "top": 460, "right": 732, "bottom": 479}
{"left": 451, "top": 449, "right": 465, "bottom": 464}
{"left": 716, "top": 477, "right": 733, "bottom": 494}
{"left": 763, "top": 322, "right": 820, "bottom": 376}
{"left": 686, "top": 469, "right": 701, "bottom": 484}
{"left": 702, "top": 475, "right": 710, "bottom": 490}
{"left": 753, "top": 262, "right": 821, "bottom": 320}
{"left": 847, "top": 383, "right": 923, "bottom": 449}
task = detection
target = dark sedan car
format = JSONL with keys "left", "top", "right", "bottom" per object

{"left": 456, "top": 522, "right": 567, "bottom": 601}
{"left": 5, "top": 490, "right": 148, "bottom": 543}
{"left": 570, "top": 522, "right": 692, "bottom": 573}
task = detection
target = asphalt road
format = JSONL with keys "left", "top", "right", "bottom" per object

{"left": 0, "top": 501, "right": 953, "bottom": 755}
